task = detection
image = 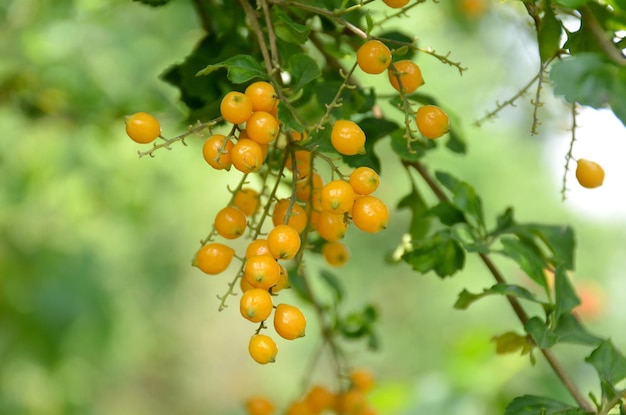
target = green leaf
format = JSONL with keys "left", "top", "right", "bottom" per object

{"left": 555, "top": 0, "right": 589, "bottom": 6}
{"left": 537, "top": 2, "right": 563, "bottom": 62}
{"left": 286, "top": 267, "right": 310, "bottom": 302}
{"left": 197, "top": 54, "right": 268, "bottom": 84}
{"left": 319, "top": 269, "right": 344, "bottom": 302}
{"left": 492, "top": 207, "right": 516, "bottom": 235}
{"left": 402, "top": 230, "right": 466, "bottom": 278}
{"left": 427, "top": 202, "right": 466, "bottom": 226}
{"left": 498, "top": 237, "right": 549, "bottom": 290}
{"left": 492, "top": 332, "right": 534, "bottom": 355}
{"left": 397, "top": 185, "right": 431, "bottom": 240}
{"left": 276, "top": 101, "right": 305, "bottom": 133}
{"left": 526, "top": 224, "right": 576, "bottom": 270}
{"left": 525, "top": 317, "right": 559, "bottom": 349}
{"left": 504, "top": 395, "right": 593, "bottom": 415}
{"left": 365, "top": 12, "right": 374, "bottom": 34}
{"left": 586, "top": 339, "right": 626, "bottom": 386}
{"left": 526, "top": 314, "right": 603, "bottom": 348}
{"left": 338, "top": 305, "right": 378, "bottom": 341}
{"left": 554, "top": 265, "right": 580, "bottom": 321}
{"left": 550, "top": 53, "right": 626, "bottom": 127}
{"left": 454, "top": 283, "right": 543, "bottom": 310}
{"left": 446, "top": 127, "right": 467, "bottom": 154}
{"left": 271, "top": 6, "right": 311, "bottom": 44}
{"left": 434, "top": 171, "right": 485, "bottom": 229}
{"left": 389, "top": 129, "right": 433, "bottom": 161}
{"left": 553, "top": 314, "right": 602, "bottom": 346}
{"left": 288, "top": 54, "right": 321, "bottom": 93}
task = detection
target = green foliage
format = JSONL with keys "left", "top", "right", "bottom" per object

{"left": 504, "top": 395, "right": 593, "bottom": 415}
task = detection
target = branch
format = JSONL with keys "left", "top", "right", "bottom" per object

{"left": 579, "top": 5, "right": 626, "bottom": 67}
{"left": 404, "top": 160, "right": 595, "bottom": 413}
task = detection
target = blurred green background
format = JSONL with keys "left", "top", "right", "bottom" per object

{"left": 1, "top": 1, "right": 625, "bottom": 414}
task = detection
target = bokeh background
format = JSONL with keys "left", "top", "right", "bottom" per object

{"left": 2, "top": 1, "right": 625, "bottom": 414}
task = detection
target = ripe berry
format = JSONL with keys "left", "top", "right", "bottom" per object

{"left": 337, "top": 389, "right": 368, "bottom": 415}
{"left": 245, "top": 396, "right": 275, "bottom": 415}
{"left": 388, "top": 60, "right": 424, "bottom": 94}
{"left": 273, "top": 263, "right": 290, "bottom": 292}
{"left": 245, "top": 81, "right": 279, "bottom": 113}
{"left": 273, "top": 303, "right": 306, "bottom": 340}
{"left": 203, "top": 134, "right": 234, "bottom": 170}
{"left": 267, "top": 224, "right": 302, "bottom": 260}
{"left": 357, "top": 40, "right": 392, "bottom": 75}
{"left": 272, "top": 199, "right": 308, "bottom": 234}
{"left": 240, "top": 288, "right": 273, "bottom": 323}
{"left": 416, "top": 105, "right": 450, "bottom": 139}
{"left": 232, "top": 138, "right": 264, "bottom": 173}
{"left": 125, "top": 112, "right": 161, "bottom": 144}
{"left": 351, "top": 195, "right": 389, "bottom": 233}
{"left": 383, "top": 0, "right": 410, "bottom": 7}
{"left": 285, "top": 401, "right": 315, "bottom": 415}
{"left": 244, "top": 255, "right": 281, "bottom": 290}
{"left": 233, "top": 187, "right": 261, "bottom": 216}
{"left": 321, "top": 180, "right": 355, "bottom": 214}
{"left": 316, "top": 211, "right": 347, "bottom": 242}
{"left": 295, "top": 173, "right": 324, "bottom": 206}
{"left": 349, "top": 167, "right": 380, "bottom": 195}
{"left": 350, "top": 368, "right": 375, "bottom": 392}
{"left": 286, "top": 150, "right": 312, "bottom": 181}
{"left": 248, "top": 334, "right": 278, "bottom": 364}
{"left": 322, "top": 241, "right": 350, "bottom": 267}
{"left": 304, "top": 385, "right": 336, "bottom": 413}
{"left": 246, "top": 111, "right": 280, "bottom": 144}
{"left": 220, "top": 91, "right": 253, "bottom": 125}
{"left": 331, "top": 120, "right": 366, "bottom": 156}
{"left": 575, "top": 159, "right": 605, "bottom": 189}
{"left": 245, "top": 239, "right": 272, "bottom": 259}
{"left": 214, "top": 206, "right": 247, "bottom": 239}
{"left": 193, "top": 243, "right": 235, "bottom": 275}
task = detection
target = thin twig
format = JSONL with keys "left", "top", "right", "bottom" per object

{"left": 561, "top": 103, "right": 578, "bottom": 201}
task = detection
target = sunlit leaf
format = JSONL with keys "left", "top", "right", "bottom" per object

{"left": 492, "top": 332, "right": 534, "bottom": 355}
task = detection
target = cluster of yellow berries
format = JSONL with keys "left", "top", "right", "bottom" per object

{"left": 246, "top": 368, "right": 377, "bottom": 415}
{"left": 125, "top": 79, "right": 390, "bottom": 364}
